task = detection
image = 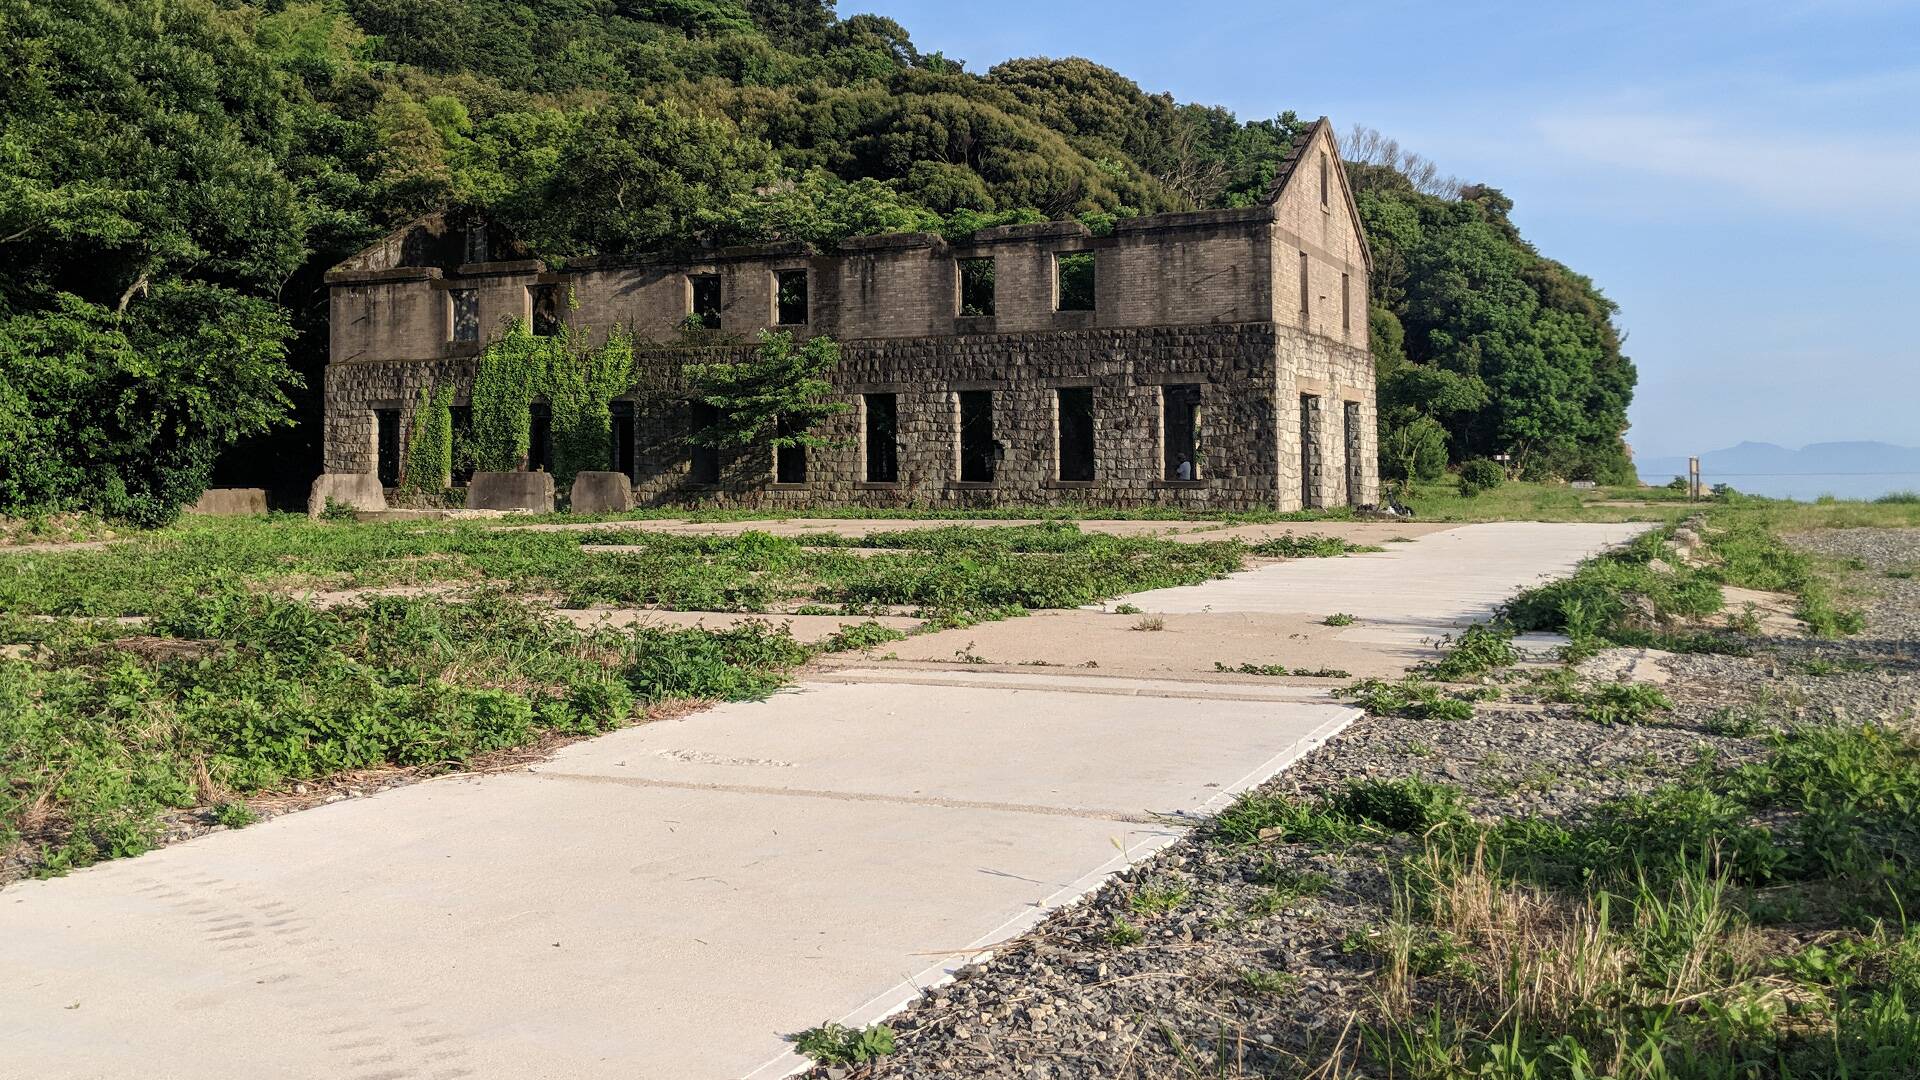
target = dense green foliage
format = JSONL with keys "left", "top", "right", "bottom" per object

{"left": 469, "top": 319, "right": 635, "bottom": 486}
{"left": 1, "top": 0, "right": 1636, "bottom": 522}
{"left": 685, "top": 330, "right": 847, "bottom": 449}
{"left": 1356, "top": 172, "right": 1637, "bottom": 483}
{"left": 0, "top": 0, "right": 308, "bottom": 523}
{"left": 404, "top": 383, "right": 453, "bottom": 491}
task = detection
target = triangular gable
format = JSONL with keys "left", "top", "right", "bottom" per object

{"left": 1266, "top": 116, "right": 1374, "bottom": 273}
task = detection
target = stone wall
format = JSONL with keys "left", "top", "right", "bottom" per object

{"left": 322, "top": 125, "right": 1381, "bottom": 512}
{"left": 325, "top": 324, "right": 1320, "bottom": 512}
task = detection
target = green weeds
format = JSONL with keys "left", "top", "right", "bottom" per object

{"left": 1574, "top": 682, "right": 1673, "bottom": 726}
{"left": 1328, "top": 721, "right": 1920, "bottom": 1076}
{"left": 1336, "top": 678, "right": 1485, "bottom": 722}
{"left": 793, "top": 1022, "right": 896, "bottom": 1067}
{"left": 1418, "top": 623, "right": 1521, "bottom": 681}
{"left": 0, "top": 591, "right": 809, "bottom": 874}
{"left": 1213, "top": 777, "right": 1469, "bottom": 847}
{"left": 1129, "top": 880, "right": 1192, "bottom": 916}
{"left": 816, "top": 621, "right": 907, "bottom": 654}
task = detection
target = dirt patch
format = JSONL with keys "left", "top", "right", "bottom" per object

{"left": 870, "top": 609, "right": 1438, "bottom": 681}
{"left": 555, "top": 608, "right": 921, "bottom": 643}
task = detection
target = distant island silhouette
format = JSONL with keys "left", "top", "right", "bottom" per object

{"left": 1637, "top": 442, "right": 1920, "bottom": 500}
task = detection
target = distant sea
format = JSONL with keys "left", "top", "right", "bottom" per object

{"left": 1637, "top": 441, "right": 1920, "bottom": 502}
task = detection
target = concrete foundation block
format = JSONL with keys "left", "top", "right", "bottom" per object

{"left": 568, "top": 471, "right": 634, "bottom": 514}
{"left": 186, "top": 488, "right": 269, "bottom": 516}
{"left": 468, "top": 471, "right": 555, "bottom": 513}
{"left": 308, "top": 473, "right": 387, "bottom": 517}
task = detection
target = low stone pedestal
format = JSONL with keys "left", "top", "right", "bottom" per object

{"left": 187, "top": 488, "right": 269, "bottom": 516}
{"left": 568, "top": 471, "right": 634, "bottom": 514}
{"left": 308, "top": 473, "right": 387, "bottom": 517}
{"left": 468, "top": 471, "right": 555, "bottom": 512}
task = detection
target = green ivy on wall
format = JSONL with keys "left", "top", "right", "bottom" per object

{"left": 403, "top": 383, "right": 453, "bottom": 491}
{"left": 470, "top": 319, "right": 635, "bottom": 488}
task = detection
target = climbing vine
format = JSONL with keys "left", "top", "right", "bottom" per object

{"left": 403, "top": 382, "right": 453, "bottom": 491}
{"left": 470, "top": 319, "right": 635, "bottom": 488}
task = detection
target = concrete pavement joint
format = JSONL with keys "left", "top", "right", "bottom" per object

{"left": 525, "top": 770, "right": 1172, "bottom": 825}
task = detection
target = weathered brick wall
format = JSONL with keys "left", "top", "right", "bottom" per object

{"left": 325, "top": 325, "right": 1299, "bottom": 511}
{"left": 322, "top": 162, "right": 1382, "bottom": 510}
{"left": 322, "top": 357, "right": 475, "bottom": 476}
{"left": 1269, "top": 124, "right": 1371, "bottom": 354}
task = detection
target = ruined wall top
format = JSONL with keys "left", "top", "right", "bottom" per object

{"left": 325, "top": 118, "right": 1372, "bottom": 364}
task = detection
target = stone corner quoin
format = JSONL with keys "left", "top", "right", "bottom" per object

{"left": 322, "top": 120, "right": 1379, "bottom": 514}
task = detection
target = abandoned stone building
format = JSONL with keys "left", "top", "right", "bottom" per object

{"left": 322, "top": 118, "right": 1378, "bottom": 512}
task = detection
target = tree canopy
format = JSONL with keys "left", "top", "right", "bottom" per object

{"left": 0, "top": 0, "right": 1636, "bottom": 521}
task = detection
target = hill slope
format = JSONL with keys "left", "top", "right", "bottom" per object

{"left": 0, "top": 0, "right": 1636, "bottom": 518}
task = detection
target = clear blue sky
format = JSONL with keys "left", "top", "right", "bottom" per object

{"left": 853, "top": 0, "right": 1920, "bottom": 459}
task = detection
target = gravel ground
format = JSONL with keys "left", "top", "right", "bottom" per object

{"left": 800, "top": 528, "right": 1920, "bottom": 1080}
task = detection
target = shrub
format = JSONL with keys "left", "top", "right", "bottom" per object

{"left": 1379, "top": 416, "right": 1449, "bottom": 488}
{"left": 1457, "top": 458, "right": 1506, "bottom": 497}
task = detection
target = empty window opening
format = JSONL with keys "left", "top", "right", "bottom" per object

{"left": 450, "top": 289, "right": 479, "bottom": 342}
{"left": 1343, "top": 401, "right": 1364, "bottom": 507}
{"left": 1298, "top": 252, "right": 1310, "bottom": 317}
{"left": 776, "top": 270, "right": 808, "bottom": 326}
{"left": 449, "top": 405, "right": 475, "bottom": 484}
{"left": 464, "top": 224, "right": 488, "bottom": 265}
{"left": 690, "top": 274, "right": 722, "bottom": 330}
{"left": 611, "top": 400, "right": 637, "bottom": 482}
{"left": 688, "top": 401, "right": 720, "bottom": 484}
{"left": 957, "top": 257, "right": 996, "bottom": 317}
{"left": 530, "top": 284, "right": 561, "bottom": 337}
{"left": 1162, "top": 385, "right": 1201, "bottom": 482}
{"left": 1056, "top": 252, "right": 1096, "bottom": 312}
{"left": 1319, "top": 153, "right": 1330, "bottom": 208}
{"left": 865, "top": 393, "right": 899, "bottom": 483}
{"left": 1056, "top": 387, "right": 1095, "bottom": 482}
{"left": 528, "top": 402, "right": 553, "bottom": 472}
{"left": 958, "top": 390, "right": 996, "bottom": 483}
{"left": 1341, "top": 273, "right": 1351, "bottom": 332}
{"left": 375, "top": 409, "right": 401, "bottom": 488}
{"left": 775, "top": 416, "right": 807, "bottom": 484}
{"left": 1300, "top": 394, "right": 1323, "bottom": 509}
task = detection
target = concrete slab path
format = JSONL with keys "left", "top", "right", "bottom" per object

{"left": 1116, "top": 521, "right": 1647, "bottom": 649}
{"left": 0, "top": 677, "right": 1352, "bottom": 1080}
{"left": 0, "top": 520, "right": 1639, "bottom": 1079}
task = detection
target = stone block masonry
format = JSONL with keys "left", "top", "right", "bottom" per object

{"left": 468, "top": 471, "right": 555, "bottom": 513}
{"left": 322, "top": 119, "right": 1379, "bottom": 513}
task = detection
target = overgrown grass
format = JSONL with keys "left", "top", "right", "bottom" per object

{"left": 0, "top": 589, "right": 811, "bottom": 875}
{"left": 1227, "top": 722, "right": 1920, "bottom": 1076}
{"left": 0, "top": 518, "right": 1249, "bottom": 624}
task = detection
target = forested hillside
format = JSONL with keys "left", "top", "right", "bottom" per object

{"left": 0, "top": 0, "right": 1635, "bottom": 522}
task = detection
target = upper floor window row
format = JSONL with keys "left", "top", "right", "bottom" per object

{"left": 685, "top": 270, "right": 810, "bottom": 330}
{"left": 952, "top": 251, "right": 1097, "bottom": 317}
